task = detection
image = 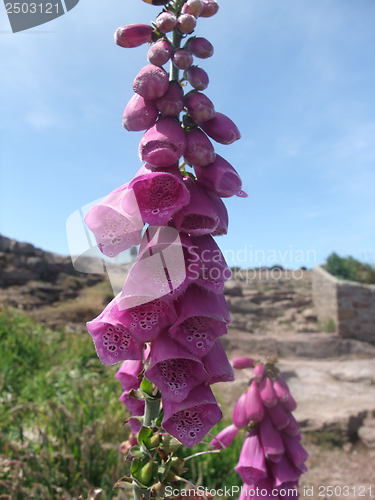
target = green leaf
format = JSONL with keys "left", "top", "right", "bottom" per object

{"left": 140, "top": 376, "right": 154, "bottom": 397}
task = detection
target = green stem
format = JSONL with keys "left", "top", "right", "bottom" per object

{"left": 143, "top": 398, "right": 161, "bottom": 427}
{"left": 170, "top": 28, "right": 182, "bottom": 81}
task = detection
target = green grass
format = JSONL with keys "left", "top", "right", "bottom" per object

{"left": 325, "top": 252, "right": 375, "bottom": 284}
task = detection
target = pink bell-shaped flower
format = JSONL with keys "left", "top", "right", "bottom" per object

{"left": 269, "top": 455, "right": 302, "bottom": 487}
{"left": 128, "top": 164, "right": 190, "bottom": 226}
{"left": 172, "top": 48, "right": 194, "bottom": 70}
{"left": 122, "top": 94, "right": 159, "bottom": 132}
{"left": 252, "top": 363, "right": 265, "bottom": 382}
{"left": 283, "top": 413, "right": 300, "bottom": 437}
{"left": 155, "top": 81, "right": 184, "bottom": 116}
{"left": 119, "top": 392, "right": 145, "bottom": 416}
{"left": 259, "top": 411, "right": 285, "bottom": 458}
{"left": 133, "top": 64, "right": 169, "bottom": 100}
{"left": 189, "top": 234, "right": 231, "bottom": 293}
{"left": 200, "top": 0, "right": 219, "bottom": 18}
{"left": 86, "top": 295, "right": 144, "bottom": 365}
{"left": 234, "top": 428, "right": 267, "bottom": 484}
{"left": 211, "top": 424, "right": 239, "bottom": 450}
{"left": 115, "top": 24, "right": 153, "bottom": 48}
{"left": 282, "top": 433, "right": 309, "bottom": 468}
{"left": 147, "top": 39, "right": 173, "bottom": 66}
{"left": 155, "top": 12, "right": 177, "bottom": 33}
{"left": 183, "top": 128, "right": 216, "bottom": 167}
{"left": 211, "top": 196, "right": 228, "bottom": 236}
{"left": 84, "top": 184, "right": 144, "bottom": 258}
{"left": 115, "top": 359, "right": 143, "bottom": 391}
{"left": 267, "top": 403, "right": 290, "bottom": 430}
{"left": 187, "top": 37, "right": 214, "bottom": 59}
{"left": 145, "top": 331, "right": 208, "bottom": 402}
{"left": 232, "top": 357, "right": 255, "bottom": 369}
{"left": 162, "top": 383, "right": 222, "bottom": 447}
{"left": 245, "top": 380, "right": 264, "bottom": 422}
{"left": 259, "top": 376, "right": 278, "bottom": 407}
{"left": 169, "top": 284, "right": 230, "bottom": 357}
{"left": 233, "top": 392, "right": 249, "bottom": 429}
{"left": 194, "top": 154, "right": 247, "bottom": 198}
{"left": 172, "top": 178, "right": 220, "bottom": 236}
{"left": 184, "top": 91, "right": 215, "bottom": 123}
{"left": 202, "top": 339, "right": 234, "bottom": 385}
{"left": 185, "top": 66, "right": 209, "bottom": 90}
{"left": 181, "top": 0, "right": 204, "bottom": 18}
{"left": 199, "top": 112, "right": 241, "bottom": 145}
{"left": 139, "top": 116, "right": 187, "bottom": 167}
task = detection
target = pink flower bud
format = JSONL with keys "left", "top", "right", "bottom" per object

{"left": 155, "top": 81, "right": 184, "bottom": 116}
{"left": 233, "top": 393, "right": 249, "bottom": 428}
{"left": 139, "top": 116, "right": 186, "bottom": 167}
{"left": 147, "top": 40, "right": 173, "bottom": 66}
{"left": 119, "top": 392, "right": 145, "bottom": 416}
{"left": 273, "top": 377, "right": 290, "bottom": 403}
{"left": 252, "top": 363, "right": 265, "bottom": 382}
{"left": 172, "top": 48, "right": 194, "bottom": 70}
{"left": 232, "top": 357, "right": 255, "bottom": 369}
{"left": 282, "top": 433, "right": 309, "bottom": 467}
{"left": 199, "top": 112, "right": 241, "bottom": 145}
{"left": 245, "top": 380, "right": 264, "bottom": 422}
{"left": 187, "top": 37, "right": 214, "bottom": 59}
{"left": 155, "top": 12, "right": 177, "bottom": 33}
{"left": 282, "top": 394, "right": 297, "bottom": 412}
{"left": 267, "top": 404, "right": 290, "bottom": 430}
{"left": 115, "top": 359, "right": 143, "bottom": 391}
{"left": 182, "top": 0, "right": 204, "bottom": 18}
{"left": 259, "top": 376, "right": 278, "bottom": 407}
{"left": 115, "top": 24, "right": 153, "bottom": 48}
{"left": 122, "top": 94, "right": 159, "bottom": 132}
{"left": 269, "top": 455, "right": 301, "bottom": 487}
{"left": 184, "top": 128, "right": 216, "bottom": 167}
{"left": 234, "top": 428, "right": 267, "bottom": 484}
{"left": 200, "top": 0, "right": 219, "bottom": 18}
{"left": 194, "top": 154, "right": 247, "bottom": 198}
{"left": 133, "top": 64, "right": 169, "bottom": 100}
{"left": 185, "top": 66, "right": 209, "bottom": 90}
{"left": 129, "top": 417, "right": 142, "bottom": 434}
{"left": 185, "top": 91, "right": 215, "bottom": 122}
{"left": 177, "top": 13, "right": 197, "bottom": 34}
{"left": 202, "top": 339, "right": 234, "bottom": 385}
{"left": 211, "top": 196, "right": 228, "bottom": 236}
{"left": 259, "top": 412, "right": 285, "bottom": 456}
{"left": 283, "top": 413, "right": 300, "bottom": 436}
{"left": 211, "top": 424, "right": 239, "bottom": 450}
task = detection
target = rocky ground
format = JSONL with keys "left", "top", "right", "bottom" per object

{"left": 1, "top": 235, "right": 375, "bottom": 495}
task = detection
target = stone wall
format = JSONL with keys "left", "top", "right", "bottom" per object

{"left": 312, "top": 266, "right": 375, "bottom": 345}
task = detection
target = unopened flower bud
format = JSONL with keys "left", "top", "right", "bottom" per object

{"left": 185, "top": 66, "right": 209, "bottom": 90}
{"left": 177, "top": 13, "right": 197, "bottom": 34}
{"left": 233, "top": 392, "right": 249, "bottom": 428}
{"left": 185, "top": 91, "right": 215, "bottom": 122}
{"left": 187, "top": 37, "right": 214, "bottom": 59}
{"left": 172, "top": 48, "right": 194, "bottom": 70}
{"left": 200, "top": 0, "right": 219, "bottom": 18}
{"left": 147, "top": 39, "right": 173, "bottom": 66}
{"left": 184, "top": 128, "right": 216, "bottom": 167}
{"left": 155, "top": 11, "right": 177, "bottom": 33}
{"left": 211, "top": 424, "right": 239, "bottom": 449}
{"left": 252, "top": 363, "right": 265, "bottom": 382}
{"left": 259, "top": 376, "right": 278, "bottom": 408}
{"left": 133, "top": 64, "right": 169, "bottom": 100}
{"left": 199, "top": 112, "right": 241, "bottom": 145}
{"left": 155, "top": 81, "right": 184, "bottom": 116}
{"left": 232, "top": 357, "right": 254, "bottom": 369}
{"left": 139, "top": 116, "right": 186, "bottom": 167}
{"left": 245, "top": 380, "right": 264, "bottom": 422}
{"left": 182, "top": 0, "right": 204, "bottom": 18}
{"left": 115, "top": 24, "right": 153, "bottom": 48}
{"left": 122, "top": 93, "right": 159, "bottom": 132}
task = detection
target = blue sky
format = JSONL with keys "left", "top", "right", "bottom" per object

{"left": 1, "top": 0, "right": 374, "bottom": 268}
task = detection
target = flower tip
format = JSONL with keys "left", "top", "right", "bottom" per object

{"left": 236, "top": 190, "right": 248, "bottom": 198}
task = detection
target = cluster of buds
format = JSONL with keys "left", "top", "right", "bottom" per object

{"left": 211, "top": 358, "right": 308, "bottom": 499}
{"left": 84, "top": 0, "right": 246, "bottom": 463}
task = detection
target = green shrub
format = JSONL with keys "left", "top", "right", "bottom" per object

{"left": 325, "top": 252, "right": 375, "bottom": 284}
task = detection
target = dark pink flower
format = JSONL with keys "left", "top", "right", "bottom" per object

{"left": 282, "top": 394, "right": 297, "bottom": 412}
{"left": 147, "top": 40, "right": 173, "bottom": 66}
{"left": 194, "top": 154, "right": 247, "bottom": 198}
{"left": 211, "top": 424, "right": 239, "bottom": 449}
{"left": 181, "top": 0, "right": 204, "bottom": 18}
{"left": 211, "top": 196, "right": 228, "bottom": 236}
{"left": 122, "top": 94, "right": 159, "bottom": 132}
{"left": 128, "top": 164, "right": 189, "bottom": 226}
{"left": 169, "top": 284, "right": 230, "bottom": 357}
{"left": 86, "top": 296, "right": 144, "bottom": 365}
{"left": 177, "top": 14, "right": 197, "bottom": 34}
{"left": 185, "top": 66, "right": 209, "bottom": 90}
{"left": 234, "top": 428, "right": 267, "bottom": 484}
{"left": 115, "top": 24, "right": 153, "bottom": 48}
{"left": 129, "top": 417, "right": 142, "bottom": 434}
{"left": 252, "top": 363, "right": 265, "bottom": 382}
{"left": 187, "top": 37, "right": 214, "bottom": 59}
{"left": 259, "top": 412, "right": 285, "bottom": 457}
{"left": 84, "top": 184, "right": 144, "bottom": 258}
{"left": 267, "top": 403, "right": 290, "bottom": 430}
{"left": 155, "top": 81, "right": 184, "bottom": 116}
{"left": 273, "top": 377, "right": 290, "bottom": 403}
{"left": 283, "top": 413, "right": 300, "bottom": 437}
{"left": 270, "top": 455, "right": 301, "bottom": 487}
{"left": 199, "top": 0, "right": 219, "bottom": 18}
{"left": 184, "top": 128, "right": 216, "bottom": 167}
{"left": 199, "top": 112, "right": 241, "bottom": 145}
{"left": 259, "top": 376, "right": 278, "bottom": 407}
{"left": 139, "top": 116, "right": 187, "bottom": 167}
{"left": 202, "top": 339, "right": 234, "bottom": 385}
{"left": 119, "top": 391, "right": 145, "bottom": 416}
{"left": 133, "top": 64, "right": 169, "bottom": 100}
{"left": 185, "top": 91, "right": 215, "bottom": 123}
{"left": 115, "top": 359, "right": 143, "bottom": 391}
{"left": 172, "top": 178, "right": 220, "bottom": 236}
{"left": 282, "top": 433, "right": 309, "bottom": 467}
{"left": 245, "top": 380, "right": 264, "bottom": 422}
{"left": 146, "top": 331, "right": 208, "bottom": 402}
{"left": 232, "top": 357, "right": 255, "bottom": 369}
{"left": 233, "top": 392, "right": 249, "bottom": 429}
{"left": 172, "top": 49, "right": 194, "bottom": 70}
{"left": 155, "top": 12, "right": 177, "bottom": 33}
{"left": 162, "top": 384, "right": 222, "bottom": 447}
